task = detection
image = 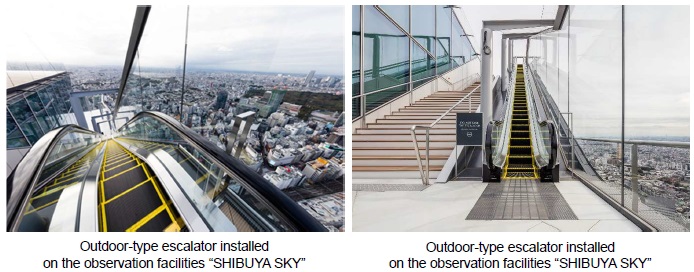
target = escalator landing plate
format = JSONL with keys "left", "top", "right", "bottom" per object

{"left": 466, "top": 180, "right": 577, "bottom": 220}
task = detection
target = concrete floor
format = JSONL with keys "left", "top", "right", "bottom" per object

{"left": 352, "top": 179, "right": 641, "bottom": 232}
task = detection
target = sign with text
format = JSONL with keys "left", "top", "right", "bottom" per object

{"left": 456, "top": 113, "right": 483, "bottom": 146}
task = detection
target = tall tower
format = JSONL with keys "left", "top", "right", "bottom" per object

{"left": 215, "top": 90, "right": 228, "bottom": 110}
{"left": 304, "top": 70, "right": 315, "bottom": 86}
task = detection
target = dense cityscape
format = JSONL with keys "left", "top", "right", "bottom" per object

{"left": 579, "top": 139, "right": 690, "bottom": 224}
{"left": 70, "top": 66, "right": 346, "bottom": 231}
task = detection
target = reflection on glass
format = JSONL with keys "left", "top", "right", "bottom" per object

{"left": 436, "top": 5, "right": 451, "bottom": 74}
{"left": 353, "top": 5, "right": 361, "bottom": 119}
{"left": 525, "top": 6, "right": 689, "bottom": 231}
{"left": 353, "top": 5, "right": 477, "bottom": 119}
{"left": 364, "top": 5, "right": 410, "bottom": 94}
{"left": 17, "top": 131, "right": 100, "bottom": 232}
{"left": 118, "top": 115, "right": 294, "bottom": 231}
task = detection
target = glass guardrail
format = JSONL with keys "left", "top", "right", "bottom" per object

{"left": 523, "top": 64, "right": 551, "bottom": 169}
{"left": 8, "top": 125, "right": 103, "bottom": 231}
{"left": 490, "top": 72, "right": 514, "bottom": 169}
{"left": 116, "top": 111, "right": 326, "bottom": 231}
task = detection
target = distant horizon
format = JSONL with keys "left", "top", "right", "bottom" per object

{"left": 6, "top": 62, "right": 344, "bottom": 79}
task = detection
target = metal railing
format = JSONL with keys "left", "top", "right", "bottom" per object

{"left": 410, "top": 74, "right": 481, "bottom": 185}
{"left": 577, "top": 138, "right": 690, "bottom": 231}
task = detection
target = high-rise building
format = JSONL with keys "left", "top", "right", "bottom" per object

{"left": 260, "top": 89, "right": 286, "bottom": 118}
{"left": 215, "top": 90, "right": 228, "bottom": 110}
{"left": 7, "top": 70, "right": 76, "bottom": 176}
{"left": 334, "top": 111, "right": 345, "bottom": 127}
{"left": 304, "top": 70, "right": 315, "bottom": 86}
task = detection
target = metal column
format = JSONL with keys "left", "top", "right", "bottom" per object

{"left": 631, "top": 144, "right": 639, "bottom": 212}
{"left": 501, "top": 38, "right": 508, "bottom": 92}
{"left": 480, "top": 27, "right": 493, "bottom": 125}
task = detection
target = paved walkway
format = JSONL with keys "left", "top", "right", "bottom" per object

{"left": 352, "top": 179, "right": 641, "bottom": 232}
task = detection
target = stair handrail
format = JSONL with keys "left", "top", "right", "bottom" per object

{"left": 410, "top": 74, "right": 481, "bottom": 185}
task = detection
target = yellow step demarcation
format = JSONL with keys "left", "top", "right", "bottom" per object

{"left": 25, "top": 142, "right": 105, "bottom": 214}
{"left": 98, "top": 140, "right": 183, "bottom": 232}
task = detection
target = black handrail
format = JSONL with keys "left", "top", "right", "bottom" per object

{"left": 546, "top": 121, "right": 558, "bottom": 168}
{"left": 117, "top": 111, "right": 327, "bottom": 232}
{"left": 485, "top": 121, "right": 495, "bottom": 168}
{"left": 6, "top": 125, "right": 100, "bottom": 231}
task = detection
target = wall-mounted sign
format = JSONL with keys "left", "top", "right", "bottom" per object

{"left": 456, "top": 113, "right": 483, "bottom": 146}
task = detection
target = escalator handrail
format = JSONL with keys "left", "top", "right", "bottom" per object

{"left": 526, "top": 62, "right": 601, "bottom": 177}
{"left": 523, "top": 63, "right": 551, "bottom": 168}
{"left": 484, "top": 121, "right": 496, "bottom": 168}
{"left": 547, "top": 121, "right": 558, "bottom": 168}
{"left": 117, "top": 111, "right": 327, "bottom": 232}
{"left": 6, "top": 125, "right": 100, "bottom": 231}
{"left": 490, "top": 67, "right": 515, "bottom": 168}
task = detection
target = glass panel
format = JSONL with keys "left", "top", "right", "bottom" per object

{"left": 379, "top": 5, "right": 409, "bottom": 31}
{"left": 435, "top": 5, "right": 452, "bottom": 74}
{"left": 624, "top": 6, "right": 690, "bottom": 231}
{"left": 411, "top": 41, "right": 435, "bottom": 85}
{"left": 451, "top": 18, "right": 466, "bottom": 67}
{"left": 8, "top": 97, "right": 34, "bottom": 124}
{"left": 352, "top": 5, "right": 361, "bottom": 119}
{"left": 17, "top": 131, "right": 100, "bottom": 232}
{"left": 363, "top": 5, "right": 409, "bottom": 93}
{"left": 6, "top": 110, "right": 29, "bottom": 148}
{"left": 118, "top": 115, "right": 295, "bottom": 231}
{"left": 25, "top": 93, "right": 54, "bottom": 132}
{"left": 412, "top": 6, "right": 435, "bottom": 43}
{"left": 365, "top": 84, "right": 408, "bottom": 112}
{"left": 569, "top": 6, "right": 622, "bottom": 141}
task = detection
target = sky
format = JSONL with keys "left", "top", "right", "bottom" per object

{"left": 6, "top": 4, "right": 345, "bottom": 76}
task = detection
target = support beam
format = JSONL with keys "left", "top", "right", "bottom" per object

{"left": 631, "top": 144, "right": 639, "bottom": 212}
{"left": 480, "top": 27, "right": 493, "bottom": 125}
{"left": 509, "top": 40, "right": 514, "bottom": 70}
{"left": 501, "top": 38, "right": 508, "bottom": 92}
{"left": 483, "top": 19, "right": 554, "bottom": 31}
{"left": 69, "top": 96, "right": 88, "bottom": 129}
{"left": 114, "top": 6, "right": 150, "bottom": 122}
{"left": 554, "top": 5, "right": 569, "bottom": 30}
{"left": 501, "top": 31, "right": 546, "bottom": 40}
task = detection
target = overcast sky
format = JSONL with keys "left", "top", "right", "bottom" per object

{"left": 6, "top": 4, "right": 345, "bottom": 76}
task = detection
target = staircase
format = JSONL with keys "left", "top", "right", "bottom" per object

{"left": 353, "top": 82, "right": 480, "bottom": 181}
{"left": 502, "top": 65, "right": 538, "bottom": 179}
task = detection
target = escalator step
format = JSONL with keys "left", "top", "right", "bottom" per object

{"left": 29, "top": 190, "right": 64, "bottom": 211}
{"left": 104, "top": 160, "right": 138, "bottom": 177}
{"left": 103, "top": 165, "right": 148, "bottom": 200}
{"left": 104, "top": 181, "right": 162, "bottom": 232}
{"left": 136, "top": 209, "right": 172, "bottom": 232}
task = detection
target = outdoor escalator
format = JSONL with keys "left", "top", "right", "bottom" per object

{"left": 99, "top": 140, "right": 183, "bottom": 232}
{"left": 484, "top": 64, "right": 559, "bottom": 183}
{"left": 504, "top": 68, "right": 537, "bottom": 179}
{"left": 7, "top": 112, "right": 326, "bottom": 232}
